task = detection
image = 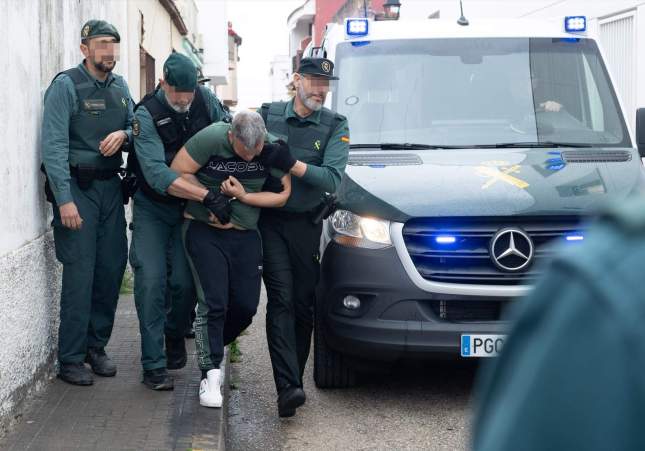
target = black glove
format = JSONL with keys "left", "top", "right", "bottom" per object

{"left": 260, "top": 139, "right": 297, "bottom": 173}
{"left": 202, "top": 189, "right": 232, "bottom": 224}
{"left": 262, "top": 175, "right": 284, "bottom": 193}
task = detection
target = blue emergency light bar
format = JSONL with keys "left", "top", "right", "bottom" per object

{"left": 346, "top": 18, "right": 369, "bottom": 37}
{"left": 565, "top": 234, "right": 584, "bottom": 242}
{"left": 565, "top": 16, "right": 587, "bottom": 33}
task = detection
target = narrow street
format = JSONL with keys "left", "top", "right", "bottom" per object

{"left": 227, "top": 289, "right": 477, "bottom": 451}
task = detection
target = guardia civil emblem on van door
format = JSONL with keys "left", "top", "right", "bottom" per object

{"left": 314, "top": 140, "right": 321, "bottom": 151}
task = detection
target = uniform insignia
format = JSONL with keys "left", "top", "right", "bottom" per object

{"left": 321, "top": 61, "right": 331, "bottom": 73}
{"left": 340, "top": 136, "right": 350, "bottom": 143}
{"left": 121, "top": 97, "right": 127, "bottom": 108}
{"left": 314, "top": 140, "right": 321, "bottom": 151}
{"left": 133, "top": 119, "right": 140, "bottom": 137}
{"left": 82, "top": 25, "right": 91, "bottom": 38}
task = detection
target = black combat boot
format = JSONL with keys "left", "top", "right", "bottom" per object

{"left": 85, "top": 347, "right": 117, "bottom": 377}
{"left": 277, "top": 385, "right": 306, "bottom": 418}
{"left": 142, "top": 368, "right": 174, "bottom": 390}
{"left": 58, "top": 362, "right": 93, "bottom": 386}
{"left": 165, "top": 335, "right": 187, "bottom": 370}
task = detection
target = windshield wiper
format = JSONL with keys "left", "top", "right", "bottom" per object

{"left": 468, "top": 141, "right": 593, "bottom": 149}
{"left": 350, "top": 143, "right": 460, "bottom": 150}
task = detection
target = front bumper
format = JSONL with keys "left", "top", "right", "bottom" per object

{"left": 317, "top": 241, "right": 514, "bottom": 362}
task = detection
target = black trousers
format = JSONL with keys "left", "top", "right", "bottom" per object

{"left": 259, "top": 210, "right": 323, "bottom": 392}
{"left": 183, "top": 220, "right": 262, "bottom": 370}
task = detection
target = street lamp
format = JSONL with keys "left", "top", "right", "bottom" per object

{"left": 380, "top": 0, "right": 401, "bottom": 20}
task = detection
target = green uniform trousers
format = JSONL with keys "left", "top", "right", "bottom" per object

{"left": 129, "top": 191, "right": 195, "bottom": 370}
{"left": 259, "top": 210, "right": 323, "bottom": 392}
{"left": 53, "top": 176, "right": 127, "bottom": 364}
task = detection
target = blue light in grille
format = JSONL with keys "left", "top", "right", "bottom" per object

{"left": 566, "top": 234, "right": 584, "bottom": 242}
{"left": 435, "top": 235, "right": 457, "bottom": 244}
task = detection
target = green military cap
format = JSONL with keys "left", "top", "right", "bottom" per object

{"left": 81, "top": 20, "right": 120, "bottom": 43}
{"left": 163, "top": 53, "right": 198, "bottom": 92}
{"left": 297, "top": 57, "right": 339, "bottom": 80}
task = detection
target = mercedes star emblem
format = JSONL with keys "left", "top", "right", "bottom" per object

{"left": 490, "top": 228, "right": 534, "bottom": 272}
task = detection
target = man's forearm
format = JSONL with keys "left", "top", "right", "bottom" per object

{"left": 166, "top": 174, "right": 209, "bottom": 201}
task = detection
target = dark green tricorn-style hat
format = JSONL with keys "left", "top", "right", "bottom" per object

{"left": 81, "top": 20, "right": 120, "bottom": 43}
{"left": 163, "top": 53, "right": 198, "bottom": 92}
{"left": 297, "top": 58, "right": 339, "bottom": 80}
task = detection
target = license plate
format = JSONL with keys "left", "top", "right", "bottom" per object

{"left": 460, "top": 334, "right": 506, "bottom": 357}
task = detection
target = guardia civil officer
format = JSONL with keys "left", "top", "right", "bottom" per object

{"left": 128, "top": 53, "right": 228, "bottom": 390}
{"left": 41, "top": 20, "right": 133, "bottom": 386}
{"left": 473, "top": 197, "right": 645, "bottom": 451}
{"left": 258, "top": 58, "right": 350, "bottom": 417}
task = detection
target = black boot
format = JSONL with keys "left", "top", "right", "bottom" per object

{"left": 165, "top": 335, "right": 187, "bottom": 370}
{"left": 277, "top": 386, "right": 306, "bottom": 418}
{"left": 58, "top": 362, "right": 93, "bottom": 386}
{"left": 85, "top": 347, "right": 117, "bottom": 377}
{"left": 142, "top": 368, "right": 174, "bottom": 391}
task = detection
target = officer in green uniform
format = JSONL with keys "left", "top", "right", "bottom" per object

{"left": 258, "top": 58, "right": 350, "bottom": 417}
{"left": 41, "top": 20, "right": 133, "bottom": 386}
{"left": 473, "top": 197, "right": 645, "bottom": 451}
{"left": 129, "top": 53, "right": 228, "bottom": 390}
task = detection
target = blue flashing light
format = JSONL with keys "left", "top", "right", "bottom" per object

{"left": 566, "top": 234, "right": 584, "bottom": 242}
{"left": 565, "top": 16, "right": 586, "bottom": 33}
{"left": 346, "top": 18, "right": 369, "bottom": 38}
{"left": 436, "top": 235, "right": 457, "bottom": 245}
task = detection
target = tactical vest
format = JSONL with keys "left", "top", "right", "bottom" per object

{"left": 49, "top": 67, "right": 130, "bottom": 170}
{"left": 260, "top": 101, "right": 344, "bottom": 211}
{"left": 128, "top": 87, "right": 211, "bottom": 204}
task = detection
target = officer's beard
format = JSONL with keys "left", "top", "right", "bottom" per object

{"left": 91, "top": 58, "right": 115, "bottom": 74}
{"left": 297, "top": 84, "right": 324, "bottom": 112}
{"left": 169, "top": 102, "right": 192, "bottom": 113}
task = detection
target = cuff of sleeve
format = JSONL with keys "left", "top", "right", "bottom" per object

{"left": 158, "top": 172, "right": 180, "bottom": 194}
{"left": 54, "top": 189, "right": 73, "bottom": 206}
{"left": 124, "top": 129, "right": 133, "bottom": 145}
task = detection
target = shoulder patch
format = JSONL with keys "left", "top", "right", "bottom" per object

{"left": 133, "top": 119, "right": 140, "bottom": 137}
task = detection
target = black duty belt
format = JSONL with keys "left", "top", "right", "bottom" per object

{"left": 70, "top": 165, "right": 123, "bottom": 180}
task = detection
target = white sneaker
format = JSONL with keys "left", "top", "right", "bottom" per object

{"left": 199, "top": 369, "right": 222, "bottom": 408}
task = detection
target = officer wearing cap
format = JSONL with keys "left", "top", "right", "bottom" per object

{"left": 473, "top": 197, "right": 645, "bottom": 450}
{"left": 128, "top": 52, "right": 228, "bottom": 390}
{"left": 41, "top": 20, "right": 133, "bottom": 386}
{"left": 258, "top": 57, "right": 350, "bottom": 417}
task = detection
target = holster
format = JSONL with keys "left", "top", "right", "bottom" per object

{"left": 39, "top": 163, "right": 56, "bottom": 204}
{"left": 121, "top": 172, "right": 138, "bottom": 204}
{"left": 75, "top": 164, "right": 96, "bottom": 191}
{"left": 310, "top": 193, "right": 338, "bottom": 225}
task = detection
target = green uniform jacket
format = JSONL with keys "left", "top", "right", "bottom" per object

{"left": 261, "top": 99, "right": 349, "bottom": 212}
{"left": 41, "top": 62, "right": 134, "bottom": 205}
{"left": 133, "top": 86, "right": 226, "bottom": 195}
{"left": 473, "top": 197, "right": 645, "bottom": 451}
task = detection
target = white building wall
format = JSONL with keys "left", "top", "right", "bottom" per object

{"left": 270, "top": 55, "right": 293, "bottom": 101}
{"left": 0, "top": 0, "right": 129, "bottom": 433}
{"left": 196, "top": 0, "right": 229, "bottom": 86}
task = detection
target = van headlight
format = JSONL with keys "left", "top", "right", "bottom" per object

{"left": 328, "top": 210, "right": 392, "bottom": 249}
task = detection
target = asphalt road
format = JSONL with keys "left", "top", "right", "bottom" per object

{"left": 227, "top": 289, "right": 478, "bottom": 451}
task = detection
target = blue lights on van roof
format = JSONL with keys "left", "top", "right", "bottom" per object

{"left": 565, "top": 16, "right": 587, "bottom": 33}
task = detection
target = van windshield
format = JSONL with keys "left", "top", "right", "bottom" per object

{"left": 332, "top": 38, "right": 630, "bottom": 148}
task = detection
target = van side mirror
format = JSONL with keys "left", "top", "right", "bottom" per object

{"left": 637, "top": 108, "right": 645, "bottom": 157}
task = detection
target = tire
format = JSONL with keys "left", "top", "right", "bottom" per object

{"left": 313, "top": 299, "right": 357, "bottom": 389}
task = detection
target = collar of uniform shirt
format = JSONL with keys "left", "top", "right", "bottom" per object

{"left": 285, "top": 98, "right": 321, "bottom": 125}
{"left": 78, "top": 61, "right": 115, "bottom": 88}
